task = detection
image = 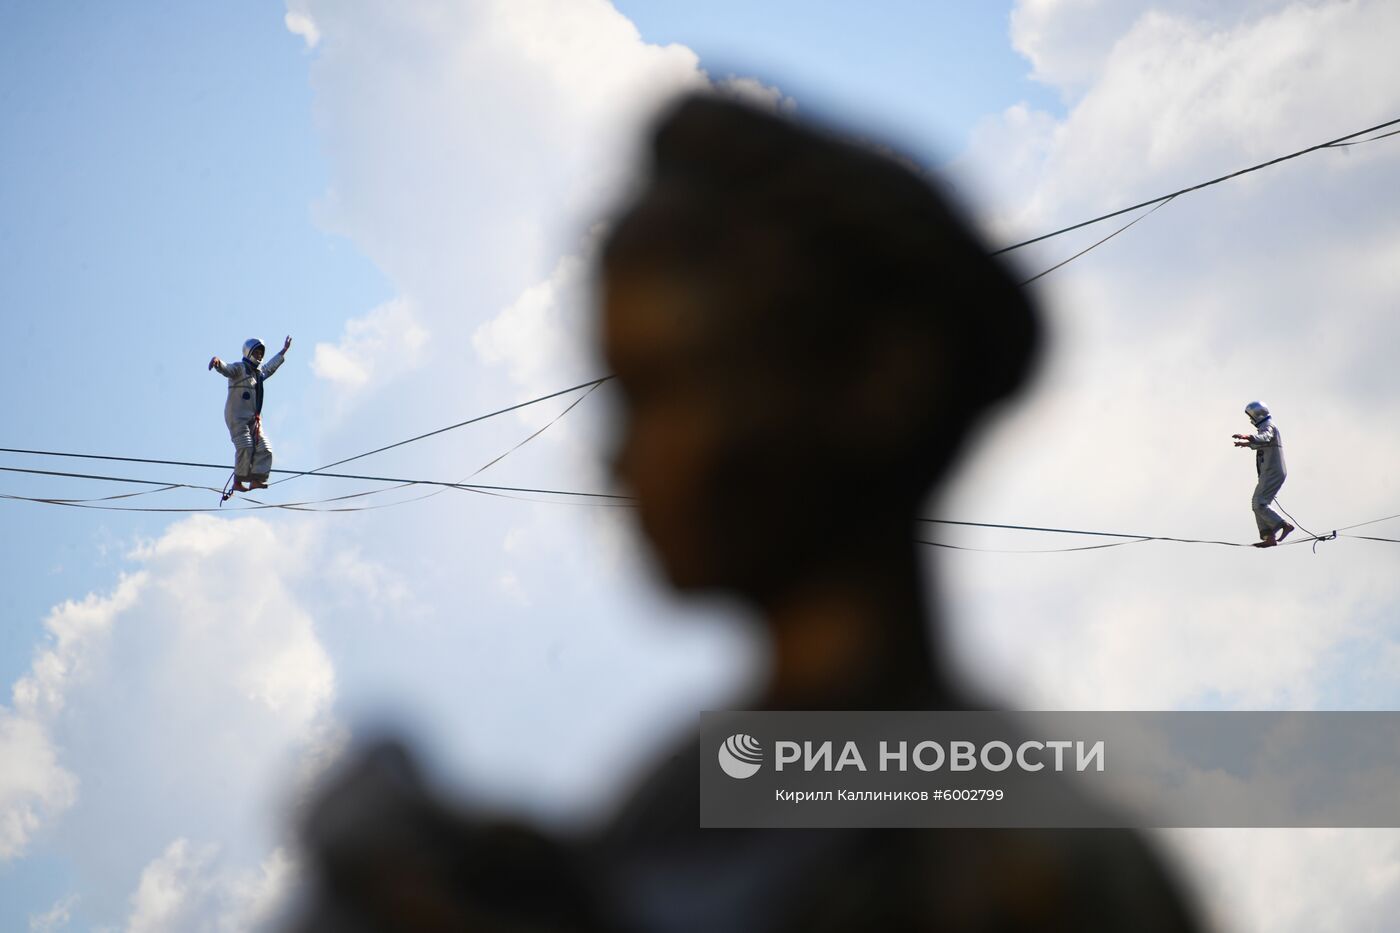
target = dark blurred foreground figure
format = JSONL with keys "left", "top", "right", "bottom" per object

{"left": 283, "top": 94, "right": 1204, "bottom": 932}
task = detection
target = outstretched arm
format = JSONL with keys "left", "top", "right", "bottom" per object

{"left": 260, "top": 336, "right": 293, "bottom": 378}
{"left": 1231, "top": 425, "right": 1274, "bottom": 448}
{"left": 209, "top": 356, "right": 239, "bottom": 377}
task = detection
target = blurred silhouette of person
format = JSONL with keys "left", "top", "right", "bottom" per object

{"left": 1232, "top": 400, "right": 1293, "bottom": 547}
{"left": 283, "top": 94, "right": 1203, "bottom": 932}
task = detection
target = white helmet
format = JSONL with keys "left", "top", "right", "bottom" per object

{"left": 1244, "top": 400, "right": 1270, "bottom": 425}
{"left": 242, "top": 338, "right": 265, "bottom": 360}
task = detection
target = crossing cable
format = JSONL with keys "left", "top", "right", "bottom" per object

{"left": 190, "top": 118, "right": 1400, "bottom": 497}
{"left": 0, "top": 463, "right": 629, "bottom": 510}
{"left": 0, "top": 378, "right": 611, "bottom": 511}
{"left": 10, "top": 117, "right": 1394, "bottom": 504}
{"left": 916, "top": 517, "right": 1335, "bottom": 551}
{"left": 0, "top": 454, "right": 1391, "bottom": 540}
{"left": 241, "top": 381, "right": 618, "bottom": 513}
{"left": 993, "top": 114, "right": 1400, "bottom": 255}
{"left": 1273, "top": 498, "right": 1336, "bottom": 553}
{"left": 9, "top": 111, "right": 1400, "bottom": 517}
{"left": 917, "top": 517, "right": 1248, "bottom": 548}
{"left": 1323, "top": 127, "right": 1400, "bottom": 149}
{"left": 0, "top": 466, "right": 438, "bottom": 513}
{"left": 266, "top": 375, "right": 612, "bottom": 488}
{"left": 243, "top": 115, "right": 1400, "bottom": 489}
{"left": 343, "top": 378, "right": 611, "bottom": 512}
{"left": 1335, "top": 512, "right": 1400, "bottom": 532}
{"left": 1018, "top": 196, "right": 1176, "bottom": 286}
{"left": 917, "top": 537, "right": 1151, "bottom": 554}
{"left": 0, "top": 481, "right": 626, "bottom": 514}
{"left": 6, "top": 116, "right": 1397, "bottom": 501}
{"left": 4, "top": 457, "right": 1398, "bottom": 549}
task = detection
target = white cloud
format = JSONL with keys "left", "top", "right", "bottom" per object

{"left": 122, "top": 839, "right": 292, "bottom": 933}
{"left": 286, "top": 0, "right": 705, "bottom": 321}
{"left": 268, "top": 0, "right": 751, "bottom": 824}
{"left": 311, "top": 297, "right": 428, "bottom": 400}
{"left": 979, "top": 0, "right": 1400, "bottom": 239}
{"left": 1164, "top": 829, "right": 1400, "bottom": 933}
{"left": 0, "top": 515, "right": 356, "bottom": 926}
{"left": 12, "top": 574, "right": 143, "bottom": 722}
{"left": 283, "top": 11, "right": 320, "bottom": 50}
{"left": 124, "top": 839, "right": 217, "bottom": 933}
{"left": 287, "top": 14, "right": 1400, "bottom": 933}
{"left": 29, "top": 894, "right": 77, "bottom": 933}
{"left": 941, "top": 1, "right": 1400, "bottom": 929}
{"left": 0, "top": 713, "right": 76, "bottom": 860}
{"left": 8, "top": 3, "right": 753, "bottom": 924}
{"left": 947, "top": 0, "right": 1400, "bottom": 708}
{"left": 50, "top": 1, "right": 1400, "bottom": 929}
{"left": 715, "top": 75, "right": 797, "bottom": 113}
{"left": 1008, "top": 0, "right": 1293, "bottom": 97}
{"left": 0, "top": 575, "right": 143, "bottom": 860}
{"left": 473, "top": 251, "right": 595, "bottom": 397}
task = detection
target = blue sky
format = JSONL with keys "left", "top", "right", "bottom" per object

{"left": 0, "top": 3, "right": 383, "bottom": 925}
{"left": 0, "top": 4, "right": 1043, "bottom": 928}
{"left": 0, "top": 1, "right": 388, "bottom": 685}
{"left": 612, "top": 0, "right": 1060, "bottom": 158}
{"left": 3, "top": 2, "right": 1400, "bottom": 931}
{"left": 0, "top": 0, "right": 1037, "bottom": 690}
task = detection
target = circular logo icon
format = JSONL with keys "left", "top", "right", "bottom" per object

{"left": 718, "top": 733, "right": 763, "bottom": 779}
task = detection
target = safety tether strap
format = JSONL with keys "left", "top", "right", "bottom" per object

{"left": 241, "top": 357, "right": 265, "bottom": 415}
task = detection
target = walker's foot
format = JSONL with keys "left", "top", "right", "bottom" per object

{"left": 248, "top": 480, "right": 269, "bottom": 490}
{"left": 1276, "top": 522, "right": 1295, "bottom": 543}
{"left": 1253, "top": 535, "right": 1277, "bottom": 548}
{"left": 232, "top": 480, "right": 250, "bottom": 492}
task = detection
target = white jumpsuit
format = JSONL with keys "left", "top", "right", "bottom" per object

{"left": 213, "top": 350, "right": 286, "bottom": 481}
{"left": 1244, "top": 418, "right": 1287, "bottom": 538}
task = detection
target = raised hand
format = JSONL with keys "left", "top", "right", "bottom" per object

{"left": 283, "top": 335, "right": 293, "bottom": 353}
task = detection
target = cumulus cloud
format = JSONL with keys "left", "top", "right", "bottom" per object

{"left": 123, "top": 839, "right": 293, "bottom": 933}
{"left": 1164, "top": 829, "right": 1400, "bottom": 933}
{"left": 715, "top": 75, "right": 797, "bottom": 113}
{"left": 35, "top": 0, "right": 1400, "bottom": 928}
{"left": 28, "top": 894, "right": 76, "bottom": 933}
{"left": 9, "top": 0, "right": 769, "bottom": 927}
{"left": 473, "top": 252, "right": 594, "bottom": 397}
{"left": 283, "top": 11, "right": 320, "bottom": 50}
{"left": 310, "top": 297, "right": 429, "bottom": 414}
{"left": 1009, "top": 0, "right": 1284, "bottom": 97}
{"left": 939, "top": 2, "right": 1400, "bottom": 929}
{"left": 945, "top": 0, "right": 1400, "bottom": 709}
{"left": 6, "top": 1, "right": 1391, "bottom": 929}
{"left": 0, "top": 575, "right": 143, "bottom": 860}
{"left": 265, "top": 0, "right": 756, "bottom": 827}
{"left": 284, "top": 0, "right": 705, "bottom": 319}
{"left": 124, "top": 838, "right": 218, "bottom": 933}
{"left": 0, "top": 515, "right": 353, "bottom": 926}
{"left": 285, "top": 15, "right": 1400, "bottom": 933}
{"left": 0, "top": 714, "right": 76, "bottom": 861}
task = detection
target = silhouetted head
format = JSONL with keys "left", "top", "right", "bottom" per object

{"left": 599, "top": 94, "right": 1039, "bottom": 600}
